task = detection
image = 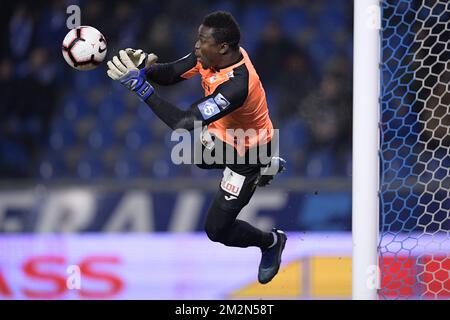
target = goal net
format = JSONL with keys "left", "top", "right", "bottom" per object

{"left": 379, "top": 0, "right": 450, "bottom": 299}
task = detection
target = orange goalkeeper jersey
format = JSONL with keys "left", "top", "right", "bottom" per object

{"left": 180, "top": 48, "right": 273, "bottom": 155}
{"left": 147, "top": 47, "right": 274, "bottom": 156}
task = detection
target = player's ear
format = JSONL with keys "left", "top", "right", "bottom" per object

{"left": 219, "top": 43, "right": 229, "bottom": 55}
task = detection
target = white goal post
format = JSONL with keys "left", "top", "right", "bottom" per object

{"left": 353, "top": 0, "right": 450, "bottom": 300}
{"left": 352, "top": 0, "right": 381, "bottom": 300}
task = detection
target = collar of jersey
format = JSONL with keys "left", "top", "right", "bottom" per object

{"left": 210, "top": 49, "right": 245, "bottom": 73}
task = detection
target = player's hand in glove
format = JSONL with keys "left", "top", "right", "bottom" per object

{"left": 107, "top": 50, "right": 154, "bottom": 101}
{"left": 124, "top": 48, "right": 158, "bottom": 70}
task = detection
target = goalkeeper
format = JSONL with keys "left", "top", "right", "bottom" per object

{"left": 107, "top": 11, "right": 286, "bottom": 284}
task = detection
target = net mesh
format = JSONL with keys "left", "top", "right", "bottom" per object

{"left": 379, "top": 0, "right": 450, "bottom": 299}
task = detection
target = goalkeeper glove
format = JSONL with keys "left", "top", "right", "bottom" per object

{"left": 124, "top": 48, "right": 158, "bottom": 70}
{"left": 107, "top": 50, "right": 154, "bottom": 101}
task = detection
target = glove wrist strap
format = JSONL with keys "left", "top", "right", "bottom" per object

{"left": 136, "top": 80, "right": 154, "bottom": 101}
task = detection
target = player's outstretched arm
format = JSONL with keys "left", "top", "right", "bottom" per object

{"left": 107, "top": 50, "right": 246, "bottom": 131}
{"left": 125, "top": 48, "right": 199, "bottom": 86}
{"left": 147, "top": 52, "right": 199, "bottom": 86}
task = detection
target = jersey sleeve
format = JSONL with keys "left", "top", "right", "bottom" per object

{"left": 146, "top": 52, "right": 199, "bottom": 85}
{"left": 192, "top": 71, "right": 249, "bottom": 125}
{"left": 144, "top": 73, "right": 249, "bottom": 131}
{"left": 143, "top": 65, "right": 249, "bottom": 131}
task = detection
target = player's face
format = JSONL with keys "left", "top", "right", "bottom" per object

{"left": 195, "top": 25, "right": 223, "bottom": 69}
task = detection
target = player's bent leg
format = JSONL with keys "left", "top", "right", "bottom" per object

{"left": 204, "top": 189, "right": 272, "bottom": 248}
{"left": 204, "top": 165, "right": 287, "bottom": 283}
{"left": 204, "top": 166, "right": 273, "bottom": 248}
{"left": 204, "top": 201, "right": 234, "bottom": 244}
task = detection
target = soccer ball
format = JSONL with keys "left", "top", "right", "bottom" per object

{"left": 62, "top": 26, "right": 107, "bottom": 71}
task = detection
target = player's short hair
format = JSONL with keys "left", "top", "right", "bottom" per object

{"left": 202, "top": 11, "right": 240, "bottom": 50}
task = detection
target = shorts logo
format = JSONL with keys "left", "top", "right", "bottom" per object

{"left": 197, "top": 98, "right": 220, "bottom": 120}
{"left": 214, "top": 93, "right": 230, "bottom": 110}
{"left": 220, "top": 167, "right": 245, "bottom": 197}
{"left": 223, "top": 182, "right": 240, "bottom": 195}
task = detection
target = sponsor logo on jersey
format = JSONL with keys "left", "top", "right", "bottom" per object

{"left": 214, "top": 93, "right": 231, "bottom": 110}
{"left": 197, "top": 98, "right": 220, "bottom": 120}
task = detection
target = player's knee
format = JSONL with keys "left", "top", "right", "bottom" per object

{"left": 204, "top": 222, "right": 227, "bottom": 243}
{"left": 215, "top": 194, "right": 245, "bottom": 214}
{"left": 204, "top": 205, "right": 236, "bottom": 243}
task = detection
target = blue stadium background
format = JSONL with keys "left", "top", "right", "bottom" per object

{"left": 0, "top": 0, "right": 353, "bottom": 232}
